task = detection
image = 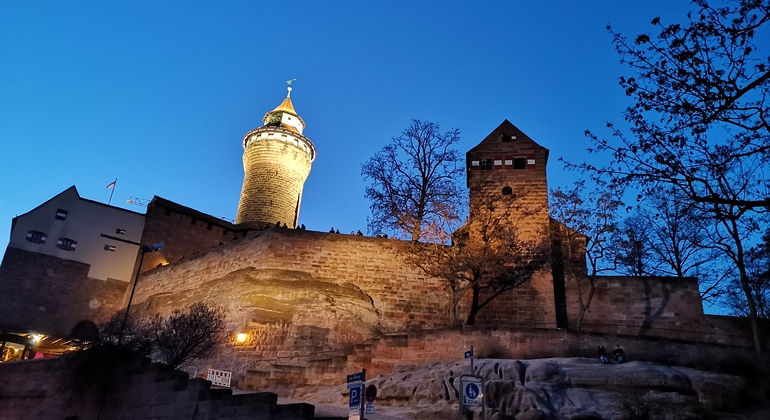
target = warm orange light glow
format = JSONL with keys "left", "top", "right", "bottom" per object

{"left": 236, "top": 333, "right": 248, "bottom": 343}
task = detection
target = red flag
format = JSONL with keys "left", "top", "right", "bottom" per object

{"left": 106, "top": 180, "right": 116, "bottom": 189}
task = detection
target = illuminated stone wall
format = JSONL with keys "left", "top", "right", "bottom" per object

{"left": 235, "top": 126, "right": 313, "bottom": 228}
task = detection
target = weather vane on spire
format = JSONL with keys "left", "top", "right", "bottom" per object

{"left": 286, "top": 78, "right": 296, "bottom": 97}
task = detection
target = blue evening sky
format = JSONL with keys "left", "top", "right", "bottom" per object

{"left": 1, "top": 1, "right": 695, "bottom": 247}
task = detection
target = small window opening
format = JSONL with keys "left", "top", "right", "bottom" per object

{"left": 57, "top": 238, "right": 77, "bottom": 251}
{"left": 115, "top": 228, "right": 126, "bottom": 235}
{"left": 502, "top": 186, "right": 513, "bottom": 196}
{"left": 513, "top": 158, "right": 526, "bottom": 169}
{"left": 480, "top": 159, "right": 494, "bottom": 170}
{"left": 104, "top": 244, "right": 116, "bottom": 252}
{"left": 55, "top": 209, "right": 68, "bottom": 220}
{"left": 26, "top": 230, "right": 47, "bottom": 244}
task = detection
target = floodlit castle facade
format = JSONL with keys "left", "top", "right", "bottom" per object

{"left": 0, "top": 87, "right": 748, "bottom": 383}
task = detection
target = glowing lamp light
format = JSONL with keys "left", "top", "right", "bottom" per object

{"left": 236, "top": 333, "right": 248, "bottom": 343}
{"left": 31, "top": 334, "right": 42, "bottom": 343}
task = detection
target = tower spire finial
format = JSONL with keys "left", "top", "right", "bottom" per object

{"left": 286, "top": 78, "right": 296, "bottom": 97}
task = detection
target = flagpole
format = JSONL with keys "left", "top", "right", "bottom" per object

{"left": 107, "top": 178, "right": 117, "bottom": 205}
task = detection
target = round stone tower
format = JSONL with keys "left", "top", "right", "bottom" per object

{"left": 236, "top": 84, "right": 316, "bottom": 227}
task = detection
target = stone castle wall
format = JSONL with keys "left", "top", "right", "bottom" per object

{"left": 0, "top": 247, "right": 126, "bottom": 336}
{"left": 563, "top": 274, "right": 706, "bottom": 340}
{"left": 138, "top": 200, "right": 243, "bottom": 274}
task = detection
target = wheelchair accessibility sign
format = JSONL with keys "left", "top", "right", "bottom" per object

{"left": 461, "top": 375, "right": 483, "bottom": 407}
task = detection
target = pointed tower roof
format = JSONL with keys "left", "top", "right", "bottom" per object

{"left": 261, "top": 80, "right": 306, "bottom": 133}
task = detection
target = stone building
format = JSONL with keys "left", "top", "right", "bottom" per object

{"left": 0, "top": 88, "right": 752, "bottom": 380}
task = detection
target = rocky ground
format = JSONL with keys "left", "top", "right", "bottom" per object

{"left": 259, "top": 357, "right": 770, "bottom": 419}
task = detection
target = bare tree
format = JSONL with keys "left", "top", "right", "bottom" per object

{"left": 149, "top": 303, "right": 226, "bottom": 369}
{"left": 616, "top": 215, "right": 653, "bottom": 277}
{"left": 362, "top": 120, "right": 465, "bottom": 242}
{"left": 572, "top": 0, "right": 770, "bottom": 353}
{"left": 725, "top": 229, "right": 770, "bottom": 319}
{"left": 404, "top": 194, "right": 549, "bottom": 325}
{"left": 100, "top": 302, "right": 225, "bottom": 369}
{"left": 550, "top": 179, "right": 623, "bottom": 330}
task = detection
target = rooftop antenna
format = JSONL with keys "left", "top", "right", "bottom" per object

{"left": 126, "top": 197, "right": 150, "bottom": 207}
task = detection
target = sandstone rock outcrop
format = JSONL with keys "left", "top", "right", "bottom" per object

{"left": 287, "top": 357, "right": 750, "bottom": 419}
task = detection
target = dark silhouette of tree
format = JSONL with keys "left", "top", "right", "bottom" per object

{"left": 624, "top": 189, "right": 727, "bottom": 302}
{"left": 571, "top": 0, "right": 770, "bottom": 353}
{"left": 149, "top": 303, "right": 226, "bottom": 369}
{"left": 616, "top": 215, "right": 653, "bottom": 277}
{"left": 550, "top": 179, "right": 623, "bottom": 330}
{"left": 99, "top": 302, "right": 225, "bottom": 369}
{"left": 362, "top": 120, "right": 465, "bottom": 242}
{"left": 404, "top": 194, "right": 549, "bottom": 325}
{"left": 726, "top": 229, "right": 770, "bottom": 319}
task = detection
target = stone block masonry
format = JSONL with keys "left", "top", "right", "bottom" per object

{"left": 236, "top": 127, "right": 313, "bottom": 228}
{"left": 0, "top": 247, "right": 126, "bottom": 336}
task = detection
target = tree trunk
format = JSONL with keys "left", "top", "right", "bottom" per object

{"left": 466, "top": 283, "right": 481, "bottom": 325}
{"left": 576, "top": 278, "right": 597, "bottom": 331}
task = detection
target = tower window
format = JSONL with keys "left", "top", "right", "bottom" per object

{"left": 55, "top": 209, "right": 68, "bottom": 220}
{"left": 104, "top": 244, "right": 116, "bottom": 252}
{"left": 115, "top": 228, "right": 126, "bottom": 235}
{"left": 501, "top": 134, "right": 516, "bottom": 142}
{"left": 502, "top": 186, "right": 513, "bottom": 196}
{"left": 26, "top": 230, "right": 47, "bottom": 244}
{"left": 57, "top": 238, "right": 77, "bottom": 251}
{"left": 480, "top": 159, "right": 493, "bottom": 170}
{"left": 513, "top": 158, "right": 526, "bottom": 169}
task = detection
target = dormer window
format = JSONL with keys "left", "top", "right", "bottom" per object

{"left": 55, "top": 209, "right": 68, "bottom": 220}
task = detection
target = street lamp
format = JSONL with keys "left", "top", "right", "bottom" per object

{"left": 117, "top": 243, "right": 164, "bottom": 346}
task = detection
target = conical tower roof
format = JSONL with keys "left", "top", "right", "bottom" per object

{"left": 262, "top": 82, "right": 306, "bottom": 133}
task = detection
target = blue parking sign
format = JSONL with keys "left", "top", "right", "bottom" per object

{"left": 349, "top": 386, "right": 361, "bottom": 409}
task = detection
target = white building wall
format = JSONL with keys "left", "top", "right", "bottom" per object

{"left": 7, "top": 186, "right": 145, "bottom": 282}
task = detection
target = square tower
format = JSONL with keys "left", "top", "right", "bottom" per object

{"left": 466, "top": 120, "right": 550, "bottom": 240}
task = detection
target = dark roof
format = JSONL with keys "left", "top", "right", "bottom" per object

{"left": 148, "top": 196, "right": 239, "bottom": 230}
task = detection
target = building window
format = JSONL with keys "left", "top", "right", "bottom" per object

{"left": 502, "top": 186, "right": 513, "bottom": 196}
{"left": 513, "top": 158, "right": 526, "bottom": 169}
{"left": 115, "top": 228, "right": 126, "bottom": 235}
{"left": 104, "top": 244, "right": 116, "bottom": 252}
{"left": 55, "top": 209, "right": 68, "bottom": 220}
{"left": 57, "top": 238, "right": 77, "bottom": 251}
{"left": 26, "top": 230, "right": 47, "bottom": 244}
{"left": 480, "top": 159, "right": 493, "bottom": 170}
{"left": 501, "top": 134, "right": 516, "bottom": 142}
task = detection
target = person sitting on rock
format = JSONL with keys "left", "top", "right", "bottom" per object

{"left": 613, "top": 345, "right": 625, "bottom": 364}
{"left": 597, "top": 345, "right": 609, "bottom": 364}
